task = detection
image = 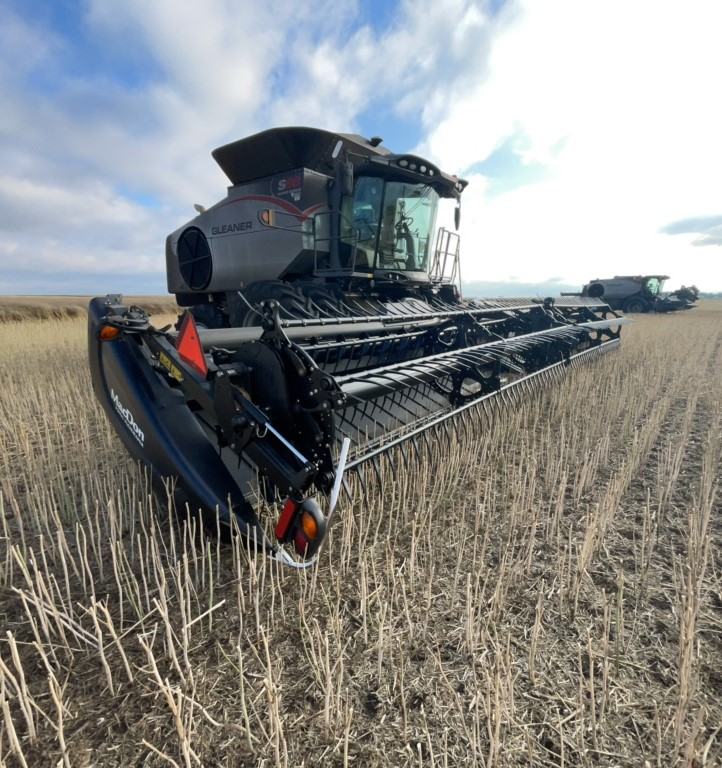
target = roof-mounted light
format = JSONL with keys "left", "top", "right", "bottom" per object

{"left": 395, "top": 155, "right": 440, "bottom": 178}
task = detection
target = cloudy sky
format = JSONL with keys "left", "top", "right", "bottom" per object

{"left": 1, "top": 0, "right": 720, "bottom": 296}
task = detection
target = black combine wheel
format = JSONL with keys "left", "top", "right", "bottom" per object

{"left": 623, "top": 297, "right": 648, "bottom": 313}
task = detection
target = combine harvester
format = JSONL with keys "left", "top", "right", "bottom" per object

{"left": 89, "top": 127, "right": 628, "bottom": 566}
{"left": 564, "top": 275, "right": 699, "bottom": 313}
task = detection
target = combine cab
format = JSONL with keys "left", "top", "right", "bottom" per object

{"left": 89, "top": 127, "right": 628, "bottom": 566}
{"left": 566, "top": 275, "right": 699, "bottom": 313}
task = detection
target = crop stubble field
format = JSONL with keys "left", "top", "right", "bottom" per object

{"left": 0, "top": 300, "right": 720, "bottom": 767}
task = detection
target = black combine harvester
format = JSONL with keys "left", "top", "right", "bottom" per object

{"left": 89, "top": 127, "right": 628, "bottom": 566}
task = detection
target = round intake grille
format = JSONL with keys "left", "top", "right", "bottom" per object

{"left": 177, "top": 227, "right": 212, "bottom": 290}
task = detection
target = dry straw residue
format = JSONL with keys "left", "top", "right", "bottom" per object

{"left": 0, "top": 301, "right": 720, "bottom": 766}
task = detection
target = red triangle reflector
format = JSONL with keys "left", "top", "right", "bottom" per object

{"left": 274, "top": 499, "right": 298, "bottom": 542}
{"left": 176, "top": 311, "right": 208, "bottom": 378}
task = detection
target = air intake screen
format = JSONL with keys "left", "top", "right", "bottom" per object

{"left": 177, "top": 227, "right": 212, "bottom": 290}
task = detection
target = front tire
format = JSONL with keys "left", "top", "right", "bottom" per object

{"left": 623, "top": 296, "right": 648, "bottom": 313}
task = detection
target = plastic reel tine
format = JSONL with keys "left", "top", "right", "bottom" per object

{"left": 361, "top": 396, "right": 393, "bottom": 434}
{"left": 475, "top": 397, "right": 488, "bottom": 426}
{"left": 384, "top": 449, "right": 398, "bottom": 481}
{"left": 454, "top": 412, "right": 468, "bottom": 441}
{"left": 406, "top": 383, "right": 432, "bottom": 414}
{"left": 355, "top": 464, "right": 367, "bottom": 497}
{"left": 371, "top": 456, "right": 383, "bottom": 487}
{"left": 461, "top": 404, "right": 474, "bottom": 427}
{"left": 499, "top": 389, "right": 509, "bottom": 409}
{"left": 371, "top": 391, "right": 404, "bottom": 421}
{"left": 468, "top": 398, "right": 481, "bottom": 425}
{"left": 398, "top": 439, "right": 410, "bottom": 469}
{"left": 421, "top": 426, "right": 433, "bottom": 456}
{"left": 386, "top": 387, "right": 419, "bottom": 421}
{"left": 341, "top": 475, "right": 353, "bottom": 503}
{"left": 435, "top": 421, "right": 448, "bottom": 447}
{"left": 479, "top": 399, "right": 489, "bottom": 422}
{"left": 410, "top": 434, "right": 423, "bottom": 464}
{"left": 361, "top": 340, "right": 376, "bottom": 369}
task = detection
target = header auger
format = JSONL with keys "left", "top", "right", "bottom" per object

{"left": 89, "top": 127, "right": 628, "bottom": 566}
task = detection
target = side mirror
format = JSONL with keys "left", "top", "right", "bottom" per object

{"left": 454, "top": 204, "right": 461, "bottom": 230}
{"left": 339, "top": 161, "right": 354, "bottom": 197}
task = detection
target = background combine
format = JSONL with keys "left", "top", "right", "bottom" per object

{"left": 564, "top": 275, "right": 700, "bottom": 313}
{"left": 88, "top": 127, "right": 627, "bottom": 565}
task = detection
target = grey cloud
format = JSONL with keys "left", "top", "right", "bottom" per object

{"left": 659, "top": 215, "right": 722, "bottom": 246}
{"left": 692, "top": 229, "right": 722, "bottom": 246}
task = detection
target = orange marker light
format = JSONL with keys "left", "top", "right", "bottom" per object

{"left": 259, "top": 209, "right": 276, "bottom": 226}
{"left": 300, "top": 510, "right": 319, "bottom": 540}
{"left": 277, "top": 497, "right": 326, "bottom": 559}
{"left": 98, "top": 324, "right": 122, "bottom": 341}
{"left": 176, "top": 311, "right": 208, "bottom": 378}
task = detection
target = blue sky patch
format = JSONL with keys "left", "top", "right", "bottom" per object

{"left": 15, "top": 0, "right": 160, "bottom": 94}
{"left": 356, "top": 110, "right": 422, "bottom": 154}
{"left": 466, "top": 129, "right": 550, "bottom": 195}
{"left": 115, "top": 186, "right": 164, "bottom": 210}
{"left": 358, "top": 0, "right": 400, "bottom": 36}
